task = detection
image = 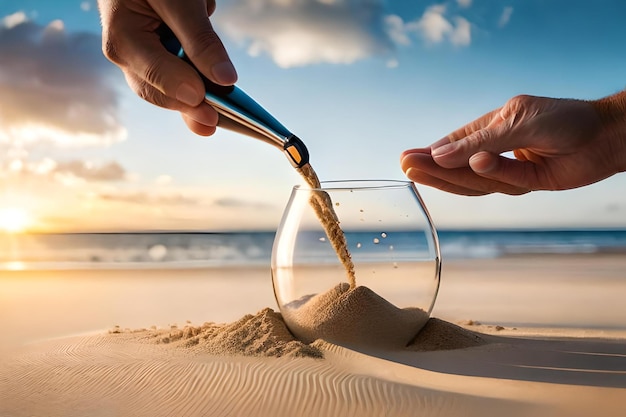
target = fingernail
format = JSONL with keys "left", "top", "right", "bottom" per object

{"left": 400, "top": 148, "right": 429, "bottom": 159}
{"left": 211, "top": 61, "right": 238, "bottom": 85}
{"left": 430, "top": 137, "right": 453, "bottom": 149}
{"left": 431, "top": 142, "right": 457, "bottom": 157}
{"left": 176, "top": 83, "right": 202, "bottom": 106}
{"left": 469, "top": 152, "right": 496, "bottom": 173}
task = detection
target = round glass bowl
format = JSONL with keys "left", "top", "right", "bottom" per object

{"left": 271, "top": 180, "right": 441, "bottom": 350}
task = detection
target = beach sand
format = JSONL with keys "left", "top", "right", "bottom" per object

{"left": 1, "top": 254, "right": 626, "bottom": 416}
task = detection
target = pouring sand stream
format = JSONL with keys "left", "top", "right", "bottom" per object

{"left": 296, "top": 163, "right": 356, "bottom": 289}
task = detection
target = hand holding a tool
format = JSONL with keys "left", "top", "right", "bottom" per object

{"left": 97, "top": 0, "right": 238, "bottom": 136}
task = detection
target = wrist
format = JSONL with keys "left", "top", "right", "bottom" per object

{"left": 590, "top": 90, "right": 626, "bottom": 173}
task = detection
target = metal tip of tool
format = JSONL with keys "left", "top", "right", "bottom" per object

{"left": 284, "top": 135, "right": 309, "bottom": 168}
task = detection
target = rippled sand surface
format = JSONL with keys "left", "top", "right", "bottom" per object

{"left": 2, "top": 320, "right": 626, "bottom": 417}
{"left": 2, "top": 255, "right": 626, "bottom": 417}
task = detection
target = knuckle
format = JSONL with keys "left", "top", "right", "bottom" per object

{"left": 508, "top": 94, "right": 533, "bottom": 110}
{"left": 131, "top": 78, "right": 170, "bottom": 109}
{"left": 142, "top": 54, "right": 168, "bottom": 94}
{"left": 101, "top": 33, "right": 123, "bottom": 64}
{"left": 467, "top": 128, "right": 492, "bottom": 148}
{"left": 185, "top": 30, "right": 223, "bottom": 58}
{"left": 501, "top": 94, "right": 533, "bottom": 120}
{"left": 462, "top": 125, "right": 474, "bottom": 138}
{"left": 499, "top": 95, "right": 540, "bottom": 130}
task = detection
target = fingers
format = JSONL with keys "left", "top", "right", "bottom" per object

{"left": 401, "top": 151, "right": 530, "bottom": 196}
{"left": 121, "top": 40, "right": 209, "bottom": 107}
{"left": 435, "top": 96, "right": 538, "bottom": 149}
{"left": 431, "top": 127, "right": 497, "bottom": 168}
{"left": 125, "top": 71, "right": 219, "bottom": 130}
{"left": 468, "top": 151, "right": 546, "bottom": 190}
{"left": 400, "top": 147, "right": 431, "bottom": 160}
{"left": 428, "top": 107, "right": 508, "bottom": 169}
{"left": 101, "top": 3, "right": 210, "bottom": 109}
{"left": 434, "top": 107, "right": 503, "bottom": 145}
{"left": 99, "top": 0, "right": 236, "bottom": 136}
{"left": 429, "top": 96, "right": 543, "bottom": 168}
{"left": 403, "top": 94, "right": 611, "bottom": 195}
{"left": 182, "top": 114, "right": 218, "bottom": 136}
{"left": 404, "top": 166, "right": 490, "bottom": 196}
{"left": 467, "top": 151, "right": 498, "bottom": 173}
{"left": 149, "top": 0, "right": 238, "bottom": 86}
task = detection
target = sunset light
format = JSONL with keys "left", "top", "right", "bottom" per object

{"left": 0, "top": 207, "right": 31, "bottom": 233}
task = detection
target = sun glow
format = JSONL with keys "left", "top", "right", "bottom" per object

{"left": 0, "top": 207, "right": 32, "bottom": 233}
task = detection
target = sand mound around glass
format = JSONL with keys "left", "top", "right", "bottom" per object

{"left": 272, "top": 180, "right": 441, "bottom": 350}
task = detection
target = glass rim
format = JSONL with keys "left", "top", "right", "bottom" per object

{"left": 294, "top": 179, "right": 414, "bottom": 192}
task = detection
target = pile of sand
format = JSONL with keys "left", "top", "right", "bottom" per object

{"left": 119, "top": 308, "right": 324, "bottom": 359}
{"left": 406, "top": 318, "right": 487, "bottom": 351}
{"left": 282, "top": 283, "right": 431, "bottom": 350}
{"left": 113, "top": 284, "right": 485, "bottom": 356}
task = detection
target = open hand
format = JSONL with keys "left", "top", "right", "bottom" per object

{"left": 401, "top": 94, "right": 626, "bottom": 195}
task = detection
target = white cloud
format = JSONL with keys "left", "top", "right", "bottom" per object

{"left": 155, "top": 175, "right": 173, "bottom": 186}
{"left": 450, "top": 17, "right": 471, "bottom": 46}
{"left": 413, "top": 5, "right": 453, "bottom": 44}
{"left": 216, "top": 1, "right": 476, "bottom": 68}
{"left": 213, "top": 197, "right": 272, "bottom": 210}
{"left": 218, "top": 0, "right": 395, "bottom": 68}
{"left": 98, "top": 191, "right": 199, "bottom": 206}
{"left": 55, "top": 160, "right": 126, "bottom": 181}
{"left": 388, "top": 5, "right": 472, "bottom": 48}
{"left": 0, "top": 11, "right": 28, "bottom": 28}
{"left": 384, "top": 14, "right": 411, "bottom": 46}
{"left": 498, "top": 6, "right": 514, "bottom": 28}
{"left": 0, "top": 157, "right": 127, "bottom": 183}
{"left": 386, "top": 58, "right": 399, "bottom": 69}
{"left": 80, "top": 1, "right": 92, "bottom": 12}
{"left": 0, "top": 13, "right": 126, "bottom": 150}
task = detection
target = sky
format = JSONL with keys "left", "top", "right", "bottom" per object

{"left": 0, "top": 0, "right": 625, "bottom": 232}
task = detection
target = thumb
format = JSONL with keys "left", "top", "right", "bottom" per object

{"left": 155, "top": 1, "right": 237, "bottom": 86}
{"left": 468, "top": 151, "right": 499, "bottom": 173}
{"left": 469, "top": 151, "right": 538, "bottom": 191}
{"left": 431, "top": 127, "right": 500, "bottom": 168}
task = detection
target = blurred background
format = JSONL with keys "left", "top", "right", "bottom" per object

{"left": 2, "top": 0, "right": 626, "bottom": 232}
{"left": 1, "top": 0, "right": 625, "bottom": 269}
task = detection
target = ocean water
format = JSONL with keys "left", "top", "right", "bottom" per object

{"left": 1, "top": 229, "right": 625, "bottom": 271}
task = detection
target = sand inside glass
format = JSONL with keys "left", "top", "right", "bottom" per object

{"left": 290, "top": 164, "right": 428, "bottom": 348}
